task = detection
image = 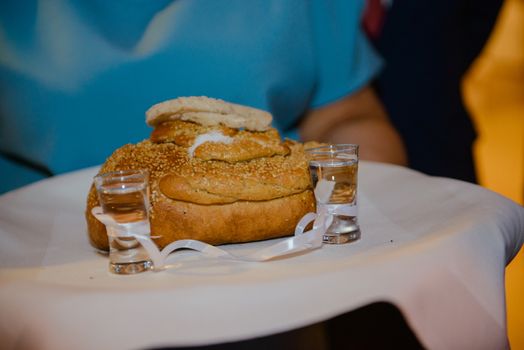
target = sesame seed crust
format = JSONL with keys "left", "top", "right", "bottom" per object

{"left": 85, "top": 138, "right": 315, "bottom": 250}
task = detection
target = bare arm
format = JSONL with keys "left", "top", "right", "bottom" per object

{"left": 299, "top": 86, "right": 408, "bottom": 166}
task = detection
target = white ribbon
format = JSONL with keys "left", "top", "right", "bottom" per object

{"left": 91, "top": 204, "right": 355, "bottom": 271}
{"left": 91, "top": 175, "right": 358, "bottom": 271}
{"left": 317, "top": 203, "right": 358, "bottom": 218}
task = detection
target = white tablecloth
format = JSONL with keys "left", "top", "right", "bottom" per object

{"left": 0, "top": 162, "right": 523, "bottom": 350}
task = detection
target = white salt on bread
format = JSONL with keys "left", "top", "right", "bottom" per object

{"left": 187, "top": 130, "right": 234, "bottom": 157}
{"left": 146, "top": 96, "right": 272, "bottom": 131}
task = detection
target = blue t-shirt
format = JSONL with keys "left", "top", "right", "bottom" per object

{"left": 0, "top": 0, "right": 381, "bottom": 193}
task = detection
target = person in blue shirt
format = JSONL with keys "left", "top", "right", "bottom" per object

{"left": 0, "top": 0, "right": 406, "bottom": 193}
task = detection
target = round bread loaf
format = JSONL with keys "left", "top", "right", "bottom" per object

{"left": 86, "top": 98, "right": 315, "bottom": 250}
{"left": 85, "top": 139, "right": 315, "bottom": 250}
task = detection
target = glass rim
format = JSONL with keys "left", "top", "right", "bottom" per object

{"left": 305, "top": 143, "right": 359, "bottom": 155}
{"left": 94, "top": 169, "right": 149, "bottom": 182}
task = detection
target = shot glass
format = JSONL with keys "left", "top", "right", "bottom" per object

{"left": 94, "top": 169, "right": 152, "bottom": 274}
{"left": 306, "top": 144, "right": 360, "bottom": 244}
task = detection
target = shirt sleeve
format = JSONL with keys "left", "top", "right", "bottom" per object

{"left": 309, "top": 0, "right": 383, "bottom": 108}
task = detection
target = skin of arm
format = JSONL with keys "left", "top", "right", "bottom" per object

{"left": 299, "top": 86, "right": 408, "bottom": 166}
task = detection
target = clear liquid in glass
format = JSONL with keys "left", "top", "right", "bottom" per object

{"left": 309, "top": 157, "right": 360, "bottom": 244}
{"left": 99, "top": 183, "right": 152, "bottom": 274}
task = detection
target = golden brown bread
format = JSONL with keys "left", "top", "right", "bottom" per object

{"left": 86, "top": 97, "right": 317, "bottom": 250}
{"left": 159, "top": 137, "right": 310, "bottom": 204}
{"left": 147, "top": 190, "right": 314, "bottom": 248}
{"left": 151, "top": 120, "right": 290, "bottom": 162}
{"left": 86, "top": 138, "right": 315, "bottom": 250}
{"left": 151, "top": 119, "right": 238, "bottom": 145}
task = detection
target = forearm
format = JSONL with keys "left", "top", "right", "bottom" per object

{"left": 299, "top": 87, "right": 408, "bottom": 166}
{"left": 321, "top": 114, "right": 408, "bottom": 165}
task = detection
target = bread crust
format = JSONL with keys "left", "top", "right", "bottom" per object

{"left": 151, "top": 190, "right": 315, "bottom": 247}
{"left": 87, "top": 189, "right": 315, "bottom": 250}
{"left": 151, "top": 120, "right": 290, "bottom": 162}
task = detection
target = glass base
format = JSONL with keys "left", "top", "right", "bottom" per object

{"left": 323, "top": 215, "right": 361, "bottom": 244}
{"left": 109, "top": 260, "right": 152, "bottom": 274}
{"left": 322, "top": 231, "right": 360, "bottom": 244}
{"left": 323, "top": 229, "right": 360, "bottom": 244}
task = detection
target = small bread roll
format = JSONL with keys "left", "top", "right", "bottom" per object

{"left": 146, "top": 96, "right": 272, "bottom": 131}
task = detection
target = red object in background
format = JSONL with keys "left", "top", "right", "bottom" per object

{"left": 363, "top": 0, "right": 386, "bottom": 39}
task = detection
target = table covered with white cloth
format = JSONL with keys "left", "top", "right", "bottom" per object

{"left": 1, "top": 162, "right": 523, "bottom": 350}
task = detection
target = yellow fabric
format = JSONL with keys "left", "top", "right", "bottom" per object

{"left": 463, "top": 0, "right": 524, "bottom": 348}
